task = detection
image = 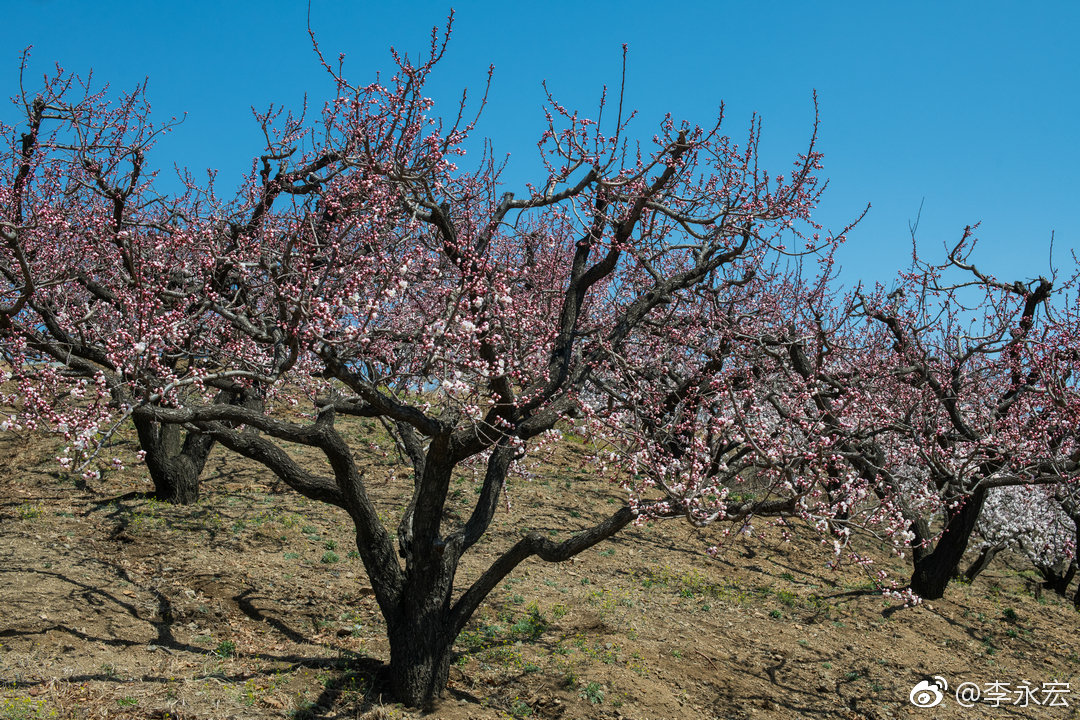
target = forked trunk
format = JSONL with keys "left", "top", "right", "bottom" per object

{"left": 148, "top": 452, "right": 203, "bottom": 504}
{"left": 134, "top": 418, "right": 213, "bottom": 505}
{"left": 1036, "top": 561, "right": 1076, "bottom": 598}
{"left": 133, "top": 389, "right": 263, "bottom": 505}
{"left": 382, "top": 550, "right": 462, "bottom": 708}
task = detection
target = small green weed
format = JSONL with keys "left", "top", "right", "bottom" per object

{"left": 509, "top": 697, "right": 533, "bottom": 718}
{"left": 17, "top": 504, "right": 44, "bottom": 521}
{"left": 457, "top": 621, "right": 503, "bottom": 652}
{"left": 215, "top": 639, "right": 237, "bottom": 657}
{"left": 510, "top": 605, "right": 549, "bottom": 641}
{"left": 580, "top": 682, "right": 604, "bottom": 704}
{"left": 0, "top": 695, "right": 53, "bottom": 719}
{"left": 776, "top": 589, "right": 798, "bottom": 607}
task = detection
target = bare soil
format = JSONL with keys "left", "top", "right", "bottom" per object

{"left": 1, "top": 425, "right": 1079, "bottom": 720}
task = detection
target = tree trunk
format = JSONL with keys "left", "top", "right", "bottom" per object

{"left": 149, "top": 457, "right": 202, "bottom": 504}
{"left": 1036, "top": 561, "right": 1076, "bottom": 598}
{"left": 386, "top": 615, "right": 455, "bottom": 708}
{"left": 374, "top": 494, "right": 635, "bottom": 707}
{"left": 1067, "top": 511, "right": 1075, "bottom": 608}
{"left": 207, "top": 413, "right": 632, "bottom": 708}
{"left": 134, "top": 419, "right": 212, "bottom": 504}
{"left": 910, "top": 488, "right": 987, "bottom": 599}
{"left": 133, "top": 388, "right": 263, "bottom": 504}
{"left": 383, "top": 543, "right": 460, "bottom": 708}
{"left": 963, "top": 542, "right": 1005, "bottom": 583}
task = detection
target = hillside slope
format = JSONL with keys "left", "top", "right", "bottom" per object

{"left": 1, "top": 427, "right": 1078, "bottom": 720}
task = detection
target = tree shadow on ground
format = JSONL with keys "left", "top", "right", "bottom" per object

{"left": 0, "top": 561, "right": 375, "bottom": 688}
{"left": 285, "top": 659, "right": 394, "bottom": 719}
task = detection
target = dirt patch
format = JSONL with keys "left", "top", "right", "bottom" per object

{"left": 1, "top": 428, "right": 1078, "bottom": 719}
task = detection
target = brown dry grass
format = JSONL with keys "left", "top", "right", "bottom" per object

{"left": 1, "top": 423, "right": 1079, "bottom": 720}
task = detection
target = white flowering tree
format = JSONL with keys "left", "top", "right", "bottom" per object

{"left": 969, "top": 485, "right": 1079, "bottom": 600}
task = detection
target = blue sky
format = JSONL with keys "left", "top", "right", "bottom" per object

{"left": 5, "top": 1, "right": 1078, "bottom": 286}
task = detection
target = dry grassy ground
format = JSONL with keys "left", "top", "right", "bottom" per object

{"left": 1, "top": 423, "right": 1079, "bottom": 720}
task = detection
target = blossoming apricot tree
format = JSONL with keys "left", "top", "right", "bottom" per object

{"left": 3, "top": 24, "right": 1076, "bottom": 705}
{"left": 846, "top": 238, "right": 1080, "bottom": 598}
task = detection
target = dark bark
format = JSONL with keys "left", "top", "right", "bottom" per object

{"left": 133, "top": 416, "right": 212, "bottom": 504}
{"left": 132, "top": 389, "right": 263, "bottom": 504}
{"left": 207, "top": 424, "right": 347, "bottom": 508}
{"left": 1068, "top": 508, "right": 1080, "bottom": 610}
{"left": 386, "top": 618, "right": 455, "bottom": 709}
{"left": 963, "top": 542, "right": 1006, "bottom": 583}
{"left": 1035, "top": 560, "right": 1076, "bottom": 598}
{"left": 384, "top": 534, "right": 461, "bottom": 708}
{"left": 363, "top": 440, "right": 634, "bottom": 707}
{"left": 909, "top": 487, "right": 987, "bottom": 599}
{"left": 375, "top": 505, "right": 638, "bottom": 708}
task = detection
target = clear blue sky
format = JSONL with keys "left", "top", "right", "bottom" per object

{"left": 5, "top": 0, "right": 1077, "bottom": 285}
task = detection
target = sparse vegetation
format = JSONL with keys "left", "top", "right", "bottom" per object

{"left": 214, "top": 640, "right": 237, "bottom": 657}
{"left": 1, "top": 445, "right": 1078, "bottom": 719}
